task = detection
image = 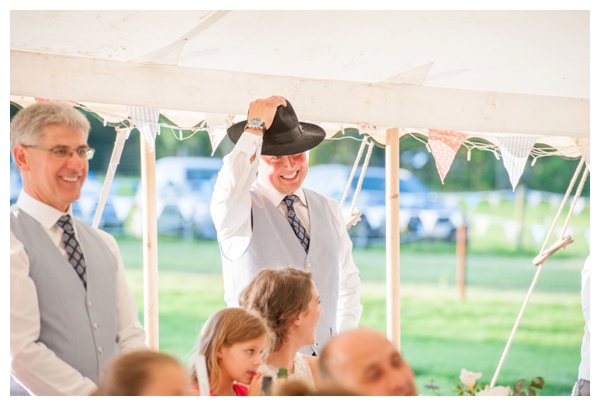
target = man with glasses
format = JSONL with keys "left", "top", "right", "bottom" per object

{"left": 10, "top": 102, "right": 147, "bottom": 395}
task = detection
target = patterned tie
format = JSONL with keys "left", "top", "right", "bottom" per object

{"left": 282, "top": 195, "right": 310, "bottom": 253}
{"left": 57, "top": 214, "right": 87, "bottom": 288}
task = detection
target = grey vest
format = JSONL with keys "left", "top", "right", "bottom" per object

{"left": 221, "top": 188, "right": 341, "bottom": 355}
{"left": 10, "top": 207, "right": 119, "bottom": 385}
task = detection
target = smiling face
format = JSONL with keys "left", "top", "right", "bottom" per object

{"left": 258, "top": 152, "right": 308, "bottom": 194}
{"left": 217, "top": 334, "right": 269, "bottom": 386}
{"left": 13, "top": 123, "right": 88, "bottom": 212}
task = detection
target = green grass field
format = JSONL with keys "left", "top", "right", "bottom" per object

{"left": 116, "top": 234, "right": 587, "bottom": 396}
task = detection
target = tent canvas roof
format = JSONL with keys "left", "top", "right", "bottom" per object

{"left": 10, "top": 9, "right": 590, "bottom": 152}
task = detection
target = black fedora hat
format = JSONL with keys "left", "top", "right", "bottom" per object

{"left": 227, "top": 100, "right": 326, "bottom": 156}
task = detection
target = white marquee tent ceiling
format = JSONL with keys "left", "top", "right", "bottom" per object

{"left": 8, "top": 8, "right": 592, "bottom": 358}
{"left": 10, "top": 9, "right": 590, "bottom": 155}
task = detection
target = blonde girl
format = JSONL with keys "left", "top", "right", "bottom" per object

{"left": 190, "top": 307, "right": 272, "bottom": 396}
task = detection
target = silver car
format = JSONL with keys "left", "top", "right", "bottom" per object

{"left": 303, "top": 164, "right": 467, "bottom": 248}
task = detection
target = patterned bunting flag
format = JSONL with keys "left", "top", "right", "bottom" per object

{"left": 427, "top": 129, "right": 468, "bottom": 184}
{"left": 497, "top": 136, "right": 537, "bottom": 191}
{"left": 127, "top": 106, "right": 161, "bottom": 151}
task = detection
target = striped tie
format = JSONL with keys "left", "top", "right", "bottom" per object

{"left": 282, "top": 195, "right": 310, "bottom": 253}
{"left": 57, "top": 214, "right": 87, "bottom": 288}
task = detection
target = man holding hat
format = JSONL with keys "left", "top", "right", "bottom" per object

{"left": 211, "top": 95, "right": 363, "bottom": 356}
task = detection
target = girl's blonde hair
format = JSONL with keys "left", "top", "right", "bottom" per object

{"left": 239, "top": 268, "right": 313, "bottom": 352}
{"left": 190, "top": 307, "right": 272, "bottom": 392}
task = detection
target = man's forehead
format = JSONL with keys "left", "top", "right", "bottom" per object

{"left": 339, "top": 336, "right": 398, "bottom": 363}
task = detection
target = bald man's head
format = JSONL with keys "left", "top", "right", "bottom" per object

{"left": 319, "top": 328, "right": 417, "bottom": 396}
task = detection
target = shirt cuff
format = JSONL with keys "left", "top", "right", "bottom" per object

{"left": 234, "top": 132, "right": 263, "bottom": 156}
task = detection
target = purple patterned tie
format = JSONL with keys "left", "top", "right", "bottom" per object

{"left": 283, "top": 195, "right": 310, "bottom": 253}
{"left": 57, "top": 214, "right": 87, "bottom": 288}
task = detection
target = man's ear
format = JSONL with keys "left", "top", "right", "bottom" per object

{"left": 13, "top": 145, "right": 29, "bottom": 171}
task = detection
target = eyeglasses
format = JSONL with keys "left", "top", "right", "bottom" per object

{"left": 23, "top": 145, "right": 95, "bottom": 160}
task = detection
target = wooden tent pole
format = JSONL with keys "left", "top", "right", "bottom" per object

{"left": 385, "top": 128, "right": 401, "bottom": 350}
{"left": 456, "top": 224, "right": 467, "bottom": 302}
{"left": 140, "top": 138, "right": 159, "bottom": 350}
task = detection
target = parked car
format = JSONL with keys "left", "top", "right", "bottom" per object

{"left": 132, "top": 156, "right": 223, "bottom": 239}
{"left": 303, "top": 164, "right": 467, "bottom": 247}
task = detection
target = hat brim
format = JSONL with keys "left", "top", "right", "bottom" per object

{"left": 227, "top": 121, "right": 326, "bottom": 156}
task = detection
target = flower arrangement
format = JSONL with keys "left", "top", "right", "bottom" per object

{"left": 425, "top": 369, "right": 545, "bottom": 396}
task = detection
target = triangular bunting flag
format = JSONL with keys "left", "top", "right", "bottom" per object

{"left": 427, "top": 129, "right": 467, "bottom": 184}
{"left": 465, "top": 192, "right": 481, "bottom": 209}
{"left": 503, "top": 219, "right": 521, "bottom": 241}
{"left": 205, "top": 113, "right": 234, "bottom": 156}
{"left": 549, "top": 194, "right": 561, "bottom": 211}
{"left": 472, "top": 214, "right": 491, "bottom": 237}
{"left": 574, "top": 198, "right": 586, "bottom": 216}
{"left": 530, "top": 223, "right": 546, "bottom": 245}
{"left": 488, "top": 191, "right": 501, "bottom": 208}
{"left": 526, "top": 190, "right": 543, "bottom": 208}
{"left": 497, "top": 136, "right": 537, "bottom": 191}
{"left": 418, "top": 210, "right": 440, "bottom": 234}
{"left": 127, "top": 106, "right": 161, "bottom": 151}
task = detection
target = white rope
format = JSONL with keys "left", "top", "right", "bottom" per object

{"left": 490, "top": 158, "right": 588, "bottom": 387}
{"left": 349, "top": 140, "right": 375, "bottom": 215}
{"left": 340, "top": 136, "right": 368, "bottom": 209}
{"left": 92, "top": 127, "right": 131, "bottom": 229}
{"left": 538, "top": 158, "right": 586, "bottom": 253}
{"left": 559, "top": 165, "right": 589, "bottom": 239}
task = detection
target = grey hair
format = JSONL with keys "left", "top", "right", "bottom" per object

{"left": 10, "top": 102, "right": 91, "bottom": 157}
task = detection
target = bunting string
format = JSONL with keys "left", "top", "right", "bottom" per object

{"left": 12, "top": 98, "right": 589, "bottom": 191}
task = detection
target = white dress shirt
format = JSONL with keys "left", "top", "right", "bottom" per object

{"left": 10, "top": 191, "right": 147, "bottom": 395}
{"left": 211, "top": 132, "right": 363, "bottom": 332}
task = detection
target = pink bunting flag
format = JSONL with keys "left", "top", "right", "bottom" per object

{"left": 427, "top": 129, "right": 468, "bottom": 184}
{"left": 497, "top": 136, "right": 537, "bottom": 191}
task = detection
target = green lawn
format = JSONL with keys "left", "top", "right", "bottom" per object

{"left": 116, "top": 236, "right": 586, "bottom": 396}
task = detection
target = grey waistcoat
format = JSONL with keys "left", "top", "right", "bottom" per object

{"left": 221, "top": 188, "right": 341, "bottom": 355}
{"left": 10, "top": 208, "right": 119, "bottom": 384}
